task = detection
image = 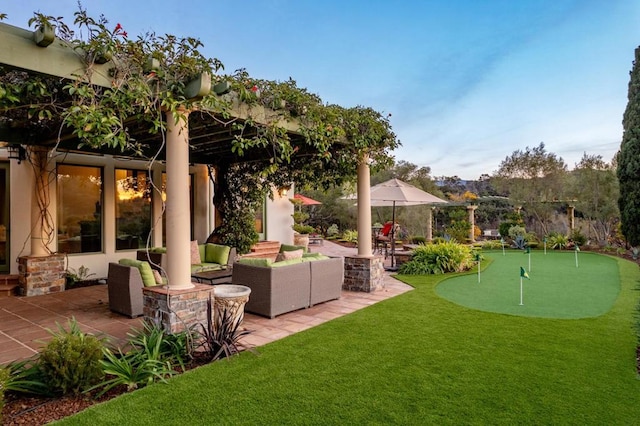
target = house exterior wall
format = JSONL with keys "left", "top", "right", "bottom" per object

{"left": 1, "top": 150, "right": 295, "bottom": 280}
{"left": 266, "top": 187, "right": 295, "bottom": 245}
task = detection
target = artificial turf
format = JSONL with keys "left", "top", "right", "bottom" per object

{"left": 436, "top": 250, "right": 620, "bottom": 319}
{"left": 59, "top": 253, "right": 640, "bottom": 425}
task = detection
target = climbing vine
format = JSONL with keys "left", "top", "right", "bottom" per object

{"left": 0, "top": 7, "right": 399, "bottom": 252}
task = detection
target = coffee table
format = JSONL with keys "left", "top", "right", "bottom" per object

{"left": 191, "top": 267, "right": 233, "bottom": 285}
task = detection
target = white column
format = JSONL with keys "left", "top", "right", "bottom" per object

{"left": 165, "top": 109, "right": 194, "bottom": 290}
{"left": 356, "top": 154, "right": 372, "bottom": 257}
{"left": 426, "top": 207, "right": 434, "bottom": 242}
{"left": 467, "top": 205, "right": 477, "bottom": 243}
{"left": 567, "top": 205, "right": 575, "bottom": 232}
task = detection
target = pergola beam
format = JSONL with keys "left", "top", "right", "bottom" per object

{"left": 0, "top": 22, "right": 113, "bottom": 88}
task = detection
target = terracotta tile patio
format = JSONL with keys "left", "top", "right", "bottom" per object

{"left": 0, "top": 241, "right": 412, "bottom": 364}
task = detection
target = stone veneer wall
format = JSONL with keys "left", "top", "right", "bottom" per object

{"left": 343, "top": 256, "right": 385, "bottom": 292}
{"left": 18, "top": 255, "right": 66, "bottom": 296}
{"left": 143, "top": 284, "right": 214, "bottom": 333}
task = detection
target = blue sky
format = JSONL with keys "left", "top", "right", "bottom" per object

{"left": 3, "top": 1, "right": 639, "bottom": 179}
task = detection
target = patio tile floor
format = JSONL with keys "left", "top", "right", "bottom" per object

{"left": 0, "top": 241, "right": 411, "bottom": 364}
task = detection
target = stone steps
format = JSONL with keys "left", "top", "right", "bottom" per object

{"left": 240, "top": 240, "right": 281, "bottom": 261}
{"left": 0, "top": 274, "right": 19, "bottom": 297}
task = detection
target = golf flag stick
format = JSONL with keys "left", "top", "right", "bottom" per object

{"left": 575, "top": 244, "right": 580, "bottom": 268}
{"left": 519, "top": 266, "right": 529, "bottom": 306}
{"left": 501, "top": 238, "right": 505, "bottom": 256}
{"left": 543, "top": 237, "right": 547, "bottom": 255}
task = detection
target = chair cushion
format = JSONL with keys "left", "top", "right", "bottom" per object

{"left": 205, "top": 244, "right": 231, "bottom": 265}
{"left": 301, "top": 254, "right": 330, "bottom": 262}
{"left": 118, "top": 258, "right": 156, "bottom": 287}
{"left": 191, "top": 264, "right": 223, "bottom": 273}
{"left": 237, "top": 258, "right": 272, "bottom": 267}
{"left": 270, "top": 258, "right": 304, "bottom": 268}
{"left": 191, "top": 241, "right": 202, "bottom": 264}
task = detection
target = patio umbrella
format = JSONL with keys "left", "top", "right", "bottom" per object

{"left": 369, "top": 178, "right": 448, "bottom": 270}
{"left": 293, "top": 193, "right": 322, "bottom": 205}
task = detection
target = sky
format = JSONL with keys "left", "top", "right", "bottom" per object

{"left": 2, "top": 0, "right": 640, "bottom": 180}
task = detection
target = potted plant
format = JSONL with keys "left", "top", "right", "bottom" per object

{"left": 291, "top": 198, "right": 315, "bottom": 248}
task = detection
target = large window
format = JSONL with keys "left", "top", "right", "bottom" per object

{"left": 57, "top": 164, "right": 103, "bottom": 254}
{"left": 115, "top": 169, "right": 151, "bottom": 250}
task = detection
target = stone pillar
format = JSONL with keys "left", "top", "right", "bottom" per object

{"left": 165, "top": 108, "right": 194, "bottom": 290}
{"left": 467, "top": 205, "right": 478, "bottom": 243}
{"left": 426, "top": 207, "right": 434, "bottom": 242}
{"left": 18, "top": 254, "right": 65, "bottom": 296}
{"left": 343, "top": 256, "right": 384, "bottom": 292}
{"left": 567, "top": 205, "right": 575, "bottom": 232}
{"left": 356, "top": 154, "right": 372, "bottom": 257}
{"left": 143, "top": 284, "right": 214, "bottom": 333}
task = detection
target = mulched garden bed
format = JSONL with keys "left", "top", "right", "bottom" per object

{"left": 2, "top": 354, "right": 213, "bottom": 425}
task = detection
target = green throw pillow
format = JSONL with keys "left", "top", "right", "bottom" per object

{"left": 119, "top": 259, "right": 156, "bottom": 287}
{"left": 205, "top": 244, "right": 231, "bottom": 265}
{"left": 237, "top": 257, "right": 272, "bottom": 267}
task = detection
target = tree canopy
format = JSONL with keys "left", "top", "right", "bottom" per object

{"left": 617, "top": 46, "right": 640, "bottom": 246}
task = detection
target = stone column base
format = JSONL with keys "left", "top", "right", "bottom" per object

{"left": 343, "top": 256, "right": 384, "bottom": 292}
{"left": 18, "top": 254, "right": 66, "bottom": 296}
{"left": 143, "top": 284, "right": 214, "bottom": 333}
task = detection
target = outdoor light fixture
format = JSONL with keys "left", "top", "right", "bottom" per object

{"left": 278, "top": 185, "right": 291, "bottom": 197}
{"left": 7, "top": 145, "right": 26, "bottom": 164}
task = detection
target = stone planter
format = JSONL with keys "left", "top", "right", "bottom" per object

{"left": 293, "top": 233, "right": 310, "bottom": 250}
{"left": 213, "top": 284, "right": 251, "bottom": 327}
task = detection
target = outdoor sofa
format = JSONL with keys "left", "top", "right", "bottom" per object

{"left": 232, "top": 253, "right": 344, "bottom": 318}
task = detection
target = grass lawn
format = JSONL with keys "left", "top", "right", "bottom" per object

{"left": 60, "top": 253, "right": 640, "bottom": 425}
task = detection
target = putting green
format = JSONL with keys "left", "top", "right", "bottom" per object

{"left": 435, "top": 251, "right": 620, "bottom": 319}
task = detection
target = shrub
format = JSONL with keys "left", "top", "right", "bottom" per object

{"left": 127, "top": 321, "right": 194, "bottom": 372}
{"left": 0, "top": 366, "right": 9, "bottom": 419}
{"left": 570, "top": 229, "right": 587, "bottom": 246}
{"left": 326, "top": 224, "right": 339, "bottom": 237}
{"left": 1, "top": 357, "right": 49, "bottom": 396}
{"left": 93, "top": 348, "right": 175, "bottom": 396}
{"left": 341, "top": 230, "right": 358, "bottom": 244}
{"left": 410, "top": 236, "right": 426, "bottom": 245}
{"left": 39, "top": 318, "right": 105, "bottom": 395}
{"left": 481, "top": 240, "right": 504, "bottom": 250}
{"left": 399, "top": 241, "right": 474, "bottom": 275}
{"left": 547, "top": 232, "right": 569, "bottom": 250}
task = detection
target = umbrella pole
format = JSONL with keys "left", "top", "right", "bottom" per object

{"left": 391, "top": 201, "right": 396, "bottom": 269}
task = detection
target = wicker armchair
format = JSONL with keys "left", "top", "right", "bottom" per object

{"left": 107, "top": 263, "right": 144, "bottom": 318}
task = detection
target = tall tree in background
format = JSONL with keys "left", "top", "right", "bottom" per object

{"left": 617, "top": 46, "right": 640, "bottom": 246}
{"left": 569, "top": 154, "right": 619, "bottom": 245}
{"left": 493, "top": 142, "right": 567, "bottom": 236}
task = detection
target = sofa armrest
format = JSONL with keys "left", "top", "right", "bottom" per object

{"left": 309, "top": 257, "right": 344, "bottom": 306}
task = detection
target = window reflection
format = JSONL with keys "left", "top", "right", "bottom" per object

{"left": 115, "top": 169, "right": 151, "bottom": 250}
{"left": 57, "top": 165, "right": 103, "bottom": 254}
